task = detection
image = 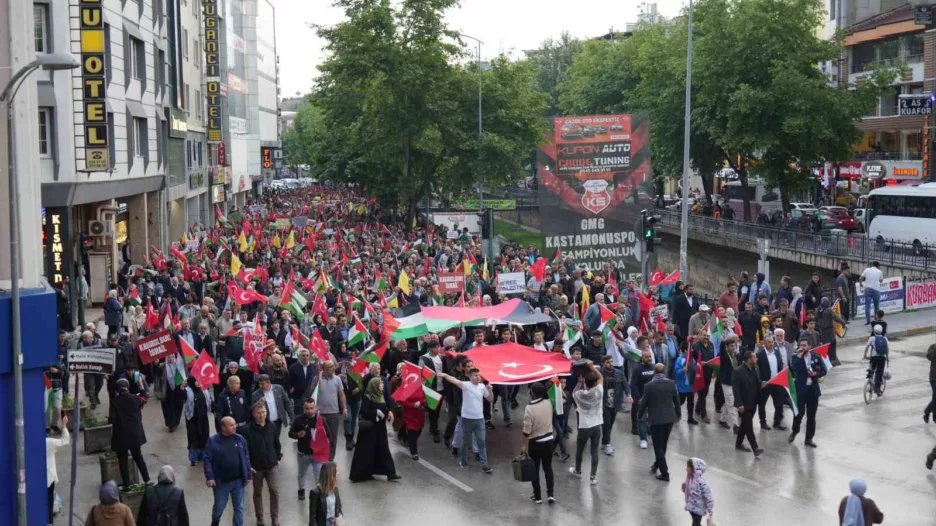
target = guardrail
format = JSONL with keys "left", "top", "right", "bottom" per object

{"left": 656, "top": 209, "right": 935, "bottom": 272}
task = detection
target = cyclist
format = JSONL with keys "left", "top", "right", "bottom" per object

{"left": 862, "top": 325, "right": 888, "bottom": 395}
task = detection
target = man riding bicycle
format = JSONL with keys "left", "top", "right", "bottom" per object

{"left": 863, "top": 325, "right": 889, "bottom": 395}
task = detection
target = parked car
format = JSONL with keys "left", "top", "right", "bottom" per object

{"left": 815, "top": 209, "right": 856, "bottom": 231}
{"left": 789, "top": 202, "right": 818, "bottom": 215}
{"left": 853, "top": 208, "right": 868, "bottom": 233}
{"left": 561, "top": 128, "right": 583, "bottom": 140}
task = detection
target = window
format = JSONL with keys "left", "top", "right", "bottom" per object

{"left": 183, "top": 29, "right": 188, "bottom": 58}
{"left": 130, "top": 37, "right": 144, "bottom": 80}
{"left": 195, "top": 89, "right": 201, "bottom": 120}
{"left": 186, "top": 140, "right": 192, "bottom": 169}
{"left": 133, "top": 117, "right": 146, "bottom": 158}
{"left": 38, "top": 108, "right": 51, "bottom": 157}
{"left": 829, "top": 0, "right": 835, "bottom": 21}
{"left": 879, "top": 86, "right": 899, "bottom": 116}
{"left": 194, "top": 38, "right": 200, "bottom": 69}
{"left": 157, "top": 49, "right": 166, "bottom": 95}
{"left": 34, "top": 5, "right": 48, "bottom": 53}
{"left": 184, "top": 83, "right": 190, "bottom": 112}
{"left": 197, "top": 141, "right": 203, "bottom": 167}
{"left": 104, "top": 24, "right": 111, "bottom": 85}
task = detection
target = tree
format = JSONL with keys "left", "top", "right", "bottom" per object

{"left": 282, "top": 101, "right": 326, "bottom": 177}
{"left": 527, "top": 31, "right": 582, "bottom": 117}
{"left": 559, "top": 0, "right": 892, "bottom": 220}
{"left": 306, "top": 0, "right": 547, "bottom": 222}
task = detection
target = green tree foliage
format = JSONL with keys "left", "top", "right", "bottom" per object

{"left": 282, "top": 101, "right": 326, "bottom": 177}
{"left": 559, "top": 0, "right": 893, "bottom": 219}
{"left": 304, "top": 0, "right": 546, "bottom": 220}
{"left": 527, "top": 31, "right": 582, "bottom": 117}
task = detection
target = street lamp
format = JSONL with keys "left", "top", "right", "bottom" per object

{"left": 678, "top": 0, "right": 694, "bottom": 281}
{"left": 1, "top": 51, "right": 79, "bottom": 526}
{"left": 459, "top": 33, "right": 484, "bottom": 212}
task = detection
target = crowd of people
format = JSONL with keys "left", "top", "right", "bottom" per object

{"left": 41, "top": 183, "right": 916, "bottom": 526}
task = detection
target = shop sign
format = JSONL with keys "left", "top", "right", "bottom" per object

{"left": 898, "top": 96, "right": 931, "bottom": 116}
{"left": 838, "top": 161, "right": 863, "bottom": 180}
{"left": 114, "top": 220, "right": 128, "bottom": 245}
{"left": 262, "top": 147, "right": 273, "bottom": 169}
{"left": 218, "top": 142, "right": 226, "bottom": 166}
{"left": 211, "top": 185, "right": 225, "bottom": 204}
{"left": 861, "top": 161, "right": 886, "bottom": 180}
{"left": 190, "top": 171, "right": 206, "bottom": 189}
{"left": 75, "top": 0, "right": 110, "bottom": 171}
{"left": 43, "top": 207, "right": 72, "bottom": 285}
{"left": 204, "top": 0, "right": 222, "bottom": 142}
{"left": 915, "top": 5, "right": 933, "bottom": 25}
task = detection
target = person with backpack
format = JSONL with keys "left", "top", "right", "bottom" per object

{"left": 84, "top": 480, "right": 135, "bottom": 526}
{"left": 138, "top": 466, "right": 190, "bottom": 526}
{"left": 863, "top": 325, "right": 889, "bottom": 395}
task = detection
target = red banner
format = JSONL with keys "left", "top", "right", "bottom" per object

{"left": 437, "top": 272, "right": 465, "bottom": 294}
{"left": 135, "top": 330, "right": 180, "bottom": 365}
{"left": 463, "top": 343, "right": 572, "bottom": 385}
{"left": 906, "top": 278, "right": 936, "bottom": 309}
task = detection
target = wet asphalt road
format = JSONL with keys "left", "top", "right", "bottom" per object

{"left": 56, "top": 334, "right": 936, "bottom": 526}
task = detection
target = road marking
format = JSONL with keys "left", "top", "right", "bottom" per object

{"left": 389, "top": 443, "right": 473, "bottom": 493}
{"left": 822, "top": 383, "right": 932, "bottom": 409}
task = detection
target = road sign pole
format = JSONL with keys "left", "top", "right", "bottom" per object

{"left": 67, "top": 374, "right": 80, "bottom": 526}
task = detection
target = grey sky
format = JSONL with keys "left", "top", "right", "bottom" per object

{"left": 272, "top": 0, "right": 686, "bottom": 97}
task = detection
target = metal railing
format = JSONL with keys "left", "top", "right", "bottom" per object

{"left": 656, "top": 209, "right": 935, "bottom": 271}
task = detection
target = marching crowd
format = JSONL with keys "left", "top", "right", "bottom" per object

{"left": 42, "top": 183, "right": 924, "bottom": 526}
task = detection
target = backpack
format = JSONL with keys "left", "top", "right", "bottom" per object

{"left": 873, "top": 335, "right": 888, "bottom": 357}
{"left": 153, "top": 488, "right": 178, "bottom": 526}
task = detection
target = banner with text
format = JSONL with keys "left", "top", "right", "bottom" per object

{"left": 438, "top": 272, "right": 466, "bottom": 294}
{"left": 498, "top": 272, "right": 526, "bottom": 295}
{"left": 857, "top": 278, "right": 905, "bottom": 314}
{"left": 135, "top": 330, "right": 180, "bottom": 365}
{"left": 906, "top": 277, "right": 936, "bottom": 310}
{"left": 537, "top": 114, "right": 653, "bottom": 279}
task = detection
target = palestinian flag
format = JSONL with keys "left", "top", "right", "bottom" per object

{"left": 128, "top": 288, "right": 142, "bottom": 307}
{"left": 215, "top": 204, "right": 232, "bottom": 228}
{"left": 348, "top": 359, "right": 368, "bottom": 391}
{"left": 360, "top": 342, "right": 388, "bottom": 364}
{"left": 44, "top": 374, "right": 54, "bottom": 416}
{"left": 174, "top": 366, "right": 187, "bottom": 387}
{"left": 552, "top": 248, "right": 563, "bottom": 265}
{"left": 562, "top": 325, "right": 582, "bottom": 357}
{"left": 703, "top": 355, "right": 721, "bottom": 374}
{"left": 279, "top": 280, "right": 308, "bottom": 319}
{"left": 597, "top": 303, "right": 617, "bottom": 343}
{"left": 179, "top": 336, "right": 198, "bottom": 366}
{"left": 811, "top": 343, "right": 833, "bottom": 371}
{"left": 374, "top": 271, "right": 388, "bottom": 292}
{"left": 766, "top": 367, "right": 798, "bottom": 416}
{"left": 421, "top": 385, "right": 443, "bottom": 410}
{"left": 421, "top": 365, "right": 436, "bottom": 388}
{"left": 547, "top": 376, "right": 564, "bottom": 416}
{"left": 347, "top": 314, "right": 369, "bottom": 347}
{"left": 313, "top": 270, "right": 332, "bottom": 294}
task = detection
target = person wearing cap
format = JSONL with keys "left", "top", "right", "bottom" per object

{"left": 110, "top": 377, "right": 151, "bottom": 487}
{"left": 85, "top": 481, "right": 135, "bottom": 526}
{"left": 688, "top": 305, "right": 711, "bottom": 341}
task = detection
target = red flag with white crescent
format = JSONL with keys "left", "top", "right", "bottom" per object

{"left": 462, "top": 343, "right": 572, "bottom": 385}
{"left": 190, "top": 351, "right": 220, "bottom": 385}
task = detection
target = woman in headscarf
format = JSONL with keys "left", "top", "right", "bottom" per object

{"left": 817, "top": 297, "right": 848, "bottom": 366}
{"left": 155, "top": 353, "right": 187, "bottom": 432}
{"left": 138, "top": 466, "right": 189, "bottom": 526}
{"left": 756, "top": 316, "right": 772, "bottom": 346}
{"left": 184, "top": 377, "right": 213, "bottom": 466}
{"left": 84, "top": 480, "right": 135, "bottom": 526}
{"left": 838, "top": 478, "right": 884, "bottom": 525}
{"left": 349, "top": 377, "right": 400, "bottom": 482}
{"left": 127, "top": 305, "right": 147, "bottom": 342}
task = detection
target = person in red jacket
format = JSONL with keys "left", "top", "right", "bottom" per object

{"left": 402, "top": 388, "right": 427, "bottom": 460}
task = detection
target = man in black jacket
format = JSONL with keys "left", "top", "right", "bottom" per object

{"left": 672, "top": 284, "right": 699, "bottom": 343}
{"left": 288, "top": 398, "right": 321, "bottom": 501}
{"left": 287, "top": 349, "right": 317, "bottom": 411}
{"left": 717, "top": 337, "right": 741, "bottom": 433}
{"left": 216, "top": 375, "right": 249, "bottom": 431}
{"left": 691, "top": 331, "right": 716, "bottom": 423}
{"left": 418, "top": 340, "right": 445, "bottom": 442}
{"left": 194, "top": 322, "right": 214, "bottom": 359}
{"left": 629, "top": 345, "right": 656, "bottom": 448}
{"left": 240, "top": 401, "right": 282, "bottom": 526}
{"left": 755, "top": 337, "right": 787, "bottom": 430}
{"left": 111, "top": 378, "right": 152, "bottom": 487}
{"left": 638, "top": 364, "right": 680, "bottom": 481}
{"left": 582, "top": 330, "right": 606, "bottom": 364}
{"left": 738, "top": 302, "right": 761, "bottom": 352}
{"left": 732, "top": 351, "right": 763, "bottom": 457}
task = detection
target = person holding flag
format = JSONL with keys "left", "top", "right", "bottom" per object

{"left": 674, "top": 342, "right": 698, "bottom": 425}
{"left": 732, "top": 351, "right": 764, "bottom": 457}
{"left": 755, "top": 337, "right": 788, "bottom": 431}
{"left": 789, "top": 338, "right": 827, "bottom": 448}
{"left": 155, "top": 352, "right": 188, "bottom": 432}
{"left": 288, "top": 397, "right": 327, "bottom": 501}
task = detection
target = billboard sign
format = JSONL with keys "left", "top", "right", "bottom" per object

{"left": 857, "top": 278, "right": 905, "bottom": 314}
{"left": 538, "top": 114, "right": 652, "bottom": 278}
{"left": 74, "top": 0, "right": 110, "bottom": 171}
{"left": 906, "top": 277, "right": 936, "bottom": 310}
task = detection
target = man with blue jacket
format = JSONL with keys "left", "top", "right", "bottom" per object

{"left": 205, "top": 416, "right": 251, "bottom": 526}
{"left": 788, "top": 339, "right": 827, "bottom": 448}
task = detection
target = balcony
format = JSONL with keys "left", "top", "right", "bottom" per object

{"left": 854, "top": 150, "right": 922, "bottom": 161}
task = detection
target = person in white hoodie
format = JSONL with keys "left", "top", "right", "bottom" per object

{"left": 46, "top": 415, "right": 70, "bottom": 520}
{"left": 682, "top": 457, "right": 715, "bottom": 526}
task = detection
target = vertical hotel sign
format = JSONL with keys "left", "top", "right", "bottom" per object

{"left": 75, "top": 0, "right": 110, "bottom": 170}
{"left": 203, "top": 0, "right": 222, "bottom": 143}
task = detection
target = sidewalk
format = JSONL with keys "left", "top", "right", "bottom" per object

{"left": 838, "top": 307, "right": 935, "bottom": 346}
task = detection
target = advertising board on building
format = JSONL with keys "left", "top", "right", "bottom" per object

{"left": 906, "top": 277, "right": 936, "bottom": 310}
{"left": 43, "top": 207, "right": 73, "bottom": 285}
{"left": 73, "top": 0, "right": 110, "bottom": 171}
{"left": 262, "top": 147, "right": 273, "bottom": 169}
{"left": 857, "top": 278, "right": 905, "bottom": 314}
{"left": 537, "top": 114, "right": 652, "bottom": 278}
{"left": 203, "top": 0, "right": 222, "bottom": 143}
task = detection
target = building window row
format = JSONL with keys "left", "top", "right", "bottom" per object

{"left": 851, "top": 33, "right": 925, "bottom": 73}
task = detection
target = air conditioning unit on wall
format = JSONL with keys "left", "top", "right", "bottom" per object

{"left": 88, "top": 219, "right": 113, "bottom": 237}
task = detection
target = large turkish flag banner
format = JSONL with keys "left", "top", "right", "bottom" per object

{"left": 463, "top": 343, "right": 572, "bottom": 385}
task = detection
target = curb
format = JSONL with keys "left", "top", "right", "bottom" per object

{"left": 839, "top": 325, "right": 935, "bottom": 346}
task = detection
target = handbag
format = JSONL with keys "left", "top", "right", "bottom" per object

{"left": 512, "top": 455, "right": 536, "bottom": 482}
{"left": 706, "top": 515, "right": 717, "bottom": 526}
{"left": 358, "top": 419, "right": 374, "bottom": 432}
{"left": 335, "top": 515, "right": 346, "bottom": 526}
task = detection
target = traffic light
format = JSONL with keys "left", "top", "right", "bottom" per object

{"left": 641, "top": 210, "right": 662, "bottom": 252}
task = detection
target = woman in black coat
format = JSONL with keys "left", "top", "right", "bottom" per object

{"left": 348, "top": 378, "right": 400, "bottom": 482}
{"left": 110, "top": 378, "right": 151, "bottom": 486}
{"left": 309, "top": 461, "right": 343, "bottom": 526}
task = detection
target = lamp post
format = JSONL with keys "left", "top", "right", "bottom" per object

{"left": 1, "top": 51, "right": 79, "bottom": 526}
{"left": 678, "top": 0, "right": 694, "bottom": 281}
{"left": 459, "top": 33, "right": 484, "bottom": 212}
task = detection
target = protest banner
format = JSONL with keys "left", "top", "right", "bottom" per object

{"left": 438, "top": 272, "right": 466, "bottom": 294}
{"left": 135, "top": 329, "right": 180, "bottom": 365}
{"left": 498, "top": 272, "right": 526, "bottom": 295}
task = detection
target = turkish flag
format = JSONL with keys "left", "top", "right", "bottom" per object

{"left": 392, "top": 361, "right": 425, "bottom": 402}
{"left": 312, "top": 294, "right": 328, "bottom": 320}
{"left": 649, "top": 268, "right": 666, "bottom": 286}
{"left": 309, "top": 414, "right": 330, "bottom": 463}
{"left": 530, "top": 257, "right": 548, "bottom": 282}
{"left": 310, "top": 331, "right": 330, "bottom": 361}
{"left": 190, "top": 351, "right": 220, "bottom": 385}
{"left": 230, "top": 284, "right": 268, "bottom": 305}
{"left": 463, "top": 343, "right": 572, "bottom": 385}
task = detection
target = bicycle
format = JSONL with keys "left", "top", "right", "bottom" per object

{"left": 863, "top": 358, "right": 889, "bottom": 405}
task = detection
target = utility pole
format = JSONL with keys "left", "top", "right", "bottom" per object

{"left": 678, "top": 0, "right": 695, "bottom": 281}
